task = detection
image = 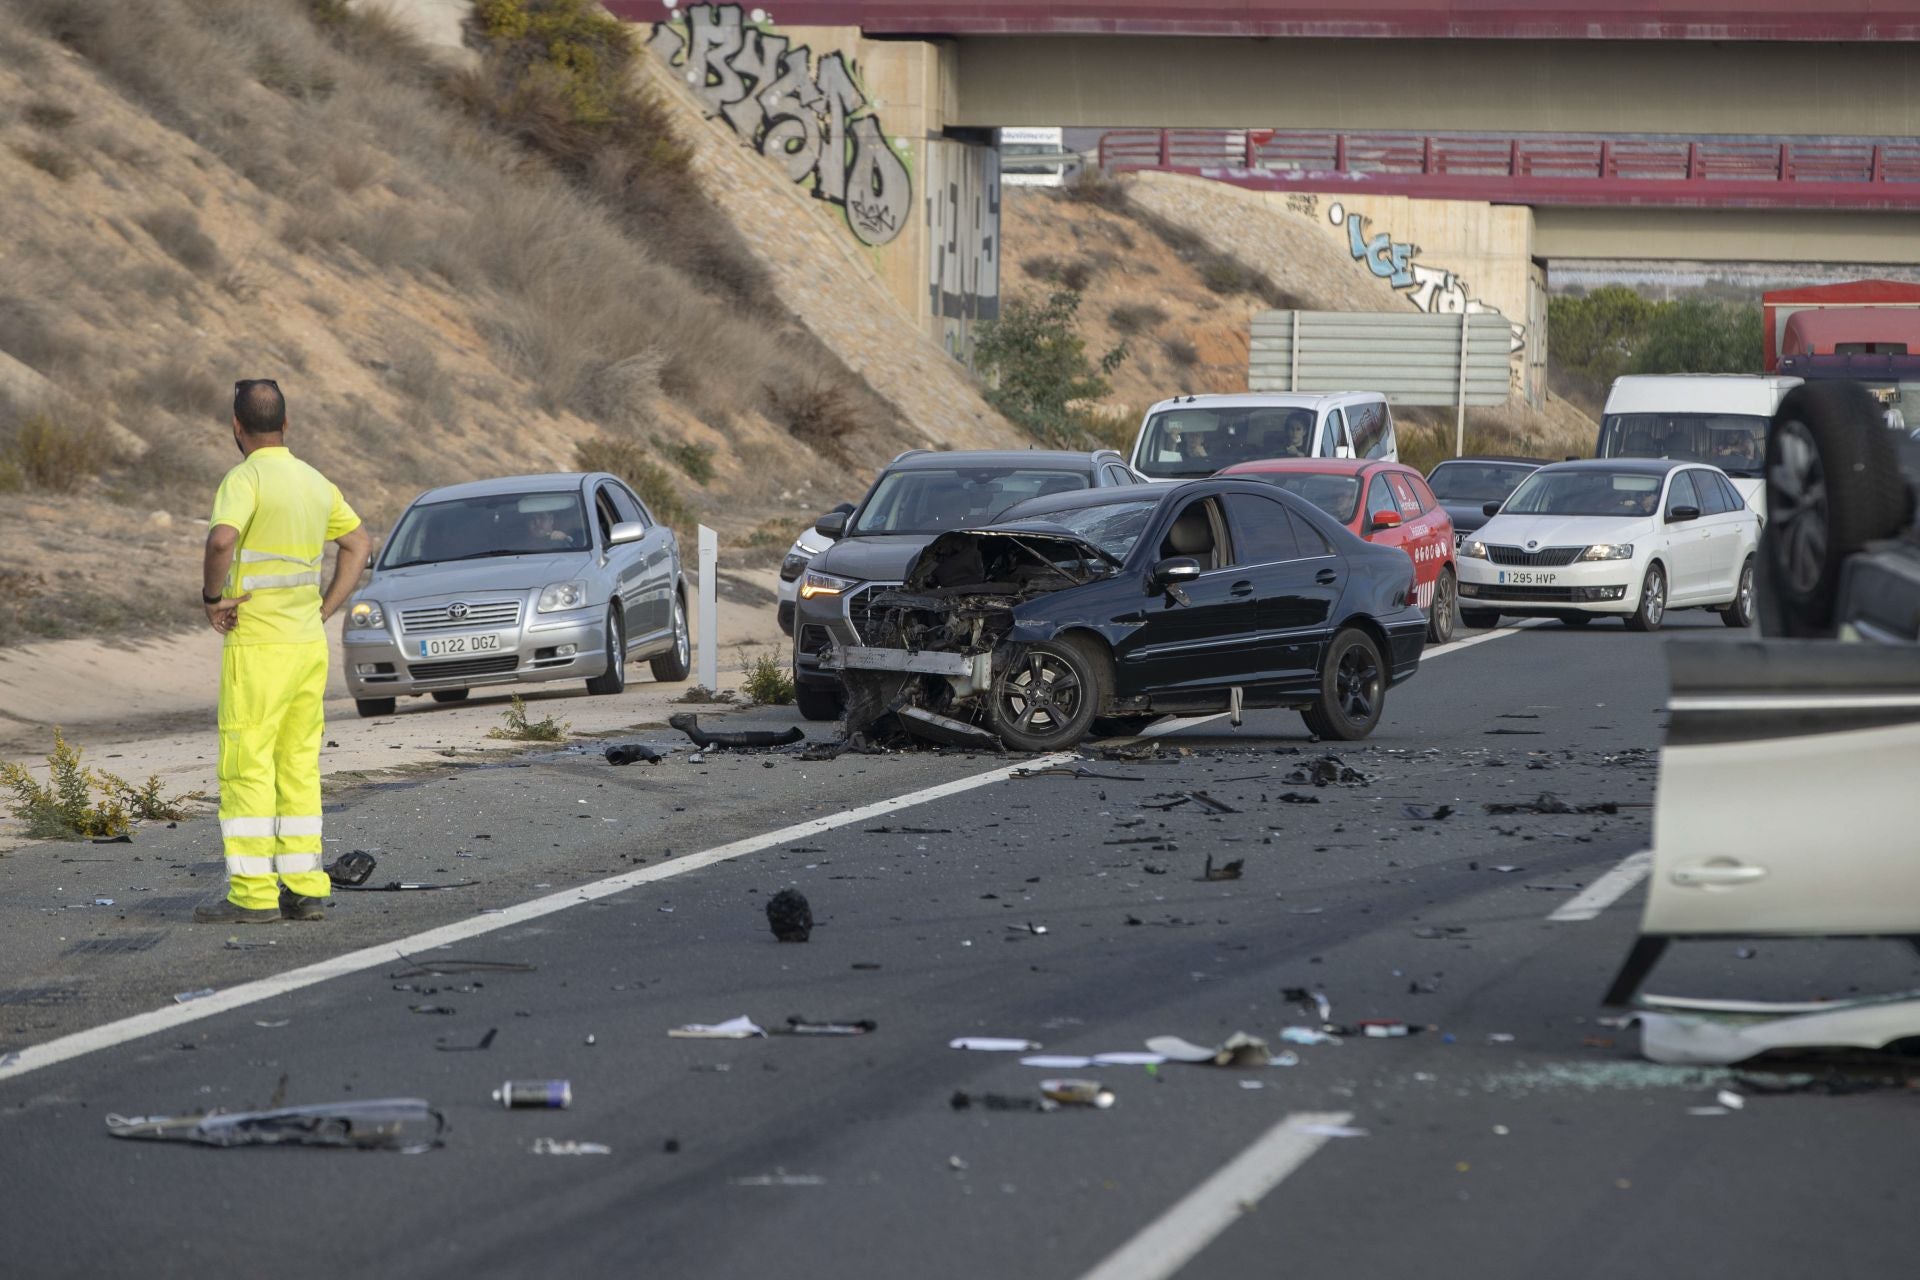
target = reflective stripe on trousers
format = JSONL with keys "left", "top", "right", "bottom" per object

{"left": 217, "top": 641, "right": 331, "bottom": 909}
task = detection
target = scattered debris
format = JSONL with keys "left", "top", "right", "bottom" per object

{"left": 865, "top": 826, "right": 952, "bottom": 835}
{"left": 532, "top": 1138, "right": 611, "bottom": 1155}
{"left": 731, "top": 1172, "right": 824, "bottom": 1186}
{"left": 670, "top": 1017, "right": 767, "bottom": 1039}
{"left": 1140, "top": 795, "right": 1191, "bottom": 812}
{"left": 667, "top": 713, "right": 804, "bottom": 750}
{"left": 1009, "top": 922, "right": 1049, "bottom": 936}
{"left": 1020, "top": 1052, "right": 1166, "bottom": 1068}
{"left": 1277, "top": 792, "right": 1320, "bottom": 804}
{"left": 1201, "top": 855, "right": 1244, "bottom": 882}
{"left": 1040, "top": 1079, "right": 1116, "bottom": 1108}
{"left": 950, "top": 1036, "right": 1041, "bottom": 1052}
{"left": 1631, "top": 992, "right": 1920, "bottom": 1065}
{"left": 1283, "top": 755, "right": 1370, "bottom": 787}
{"left": 494, "top": 1080, "right": 572, "bottom": 1109}
{"left": 1146, "top": 1032, "right": 1272, "bottom": 1067}
{"left": 173, "top": 988, "right": 215, "bottom": 1004}
{"left": 389, "top": 958, "right": 536, "bottom": 979}
{"left": 254, "top": 1019, "right": 290, "bottom": 1029}
{"left": 766, "top": 889, "right": 813, "bottom": 942}
{"left": 1279, "top": 1027, "right": 1341, "bottom": 1046}
{"left": 1283, "top": 987, "right": 1333, "bottom": 1022}
{"left": 106, "top": 1098, "right": 444, "bottom": 1151}
{"left": 1185, "top": 790, "right": 1238, "bottom": 815}
{"left": 950, "top": 1090, "right": 1053, "bottom": 1113}
{"left": 434, "top": 1028, "right": 498, "bottom": 1053}
{"left": 1483, "top": 793, "right": 1619, "bottom": 815}
{"left": 1402, "top": 804, "right": 1454, "bottom": 821}
{"left": 1412, "top": 925, "right": 1473, "bottom": 940}
{"left": 340, "top": 879, "right": 477, "bottom": 893}
{"left": 604, "top": 744, "right": 665, "bottom": 766}
{"left": 784, "top": 1017, "right": 876, "bottom": 1036}
{"left": 898, "top": 706, "right": 1003, "bottom": 751}
{"left": 326, "top": 850, "right": 378, "bottom": 887}
{"left": 1093, "top": 740, "right": 1160, "bottom": 762}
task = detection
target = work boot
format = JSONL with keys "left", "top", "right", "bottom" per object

{"left": 279, "top": 889, "right": 328, "bottom": 922}
{"left": 193, "top": 897, "right": 280, "bottom": 924}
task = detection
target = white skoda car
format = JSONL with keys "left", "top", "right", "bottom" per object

{"left": 1455, "top": 458, "right": 1761, "bottom": 631}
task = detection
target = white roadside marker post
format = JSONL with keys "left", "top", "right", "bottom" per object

{"left": 697, "top": 524, "right": 718, "bottom": 693}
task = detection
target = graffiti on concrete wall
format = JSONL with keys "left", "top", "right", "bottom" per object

{"left": 1326, "top": 200, "right": 1509, "bottom": 327}
{"left": 648, "top": 3, "right": 913, "bottom": 247}
{"left": 926, "top": 143, "right": 1001, "bottom": 362}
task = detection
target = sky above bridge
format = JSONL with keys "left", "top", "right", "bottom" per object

{"left": 619, "top": 2, "right": 1920, "bottom": 40}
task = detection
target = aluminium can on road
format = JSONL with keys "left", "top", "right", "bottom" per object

{"left": 493, "top": 1080, "right": 572, "bottom": 1110}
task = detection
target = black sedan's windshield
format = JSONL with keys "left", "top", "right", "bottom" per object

{"left": 1428, "top": 462, "right": 1538, "bottom": 504}
{"left": 850, "top": 467, "right": 1091, "bottom": 536}
{"left": 1007, "top": 499, "right": 1160, "bottom": 562}
{"left": 1504, "top": 470, "right": 1665, "bottom": 518}
{"left": 1598, "top": 412, "right": 1767, "bottom": 477}
{"left": 382, "top": 492, "right": 589, "bottom": 568}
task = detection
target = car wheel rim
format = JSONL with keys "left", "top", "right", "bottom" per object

{"left": 1000, "top": 650, "right": 1083, "bottom": 735}
{"left": 1644, "top": 569, "right": 1665, "bottom": 626}
{"left": 1738, "top": 565, "right": 1753, "bottom": 620}
{"left": 1335, "top": 643, "right": 1379, "bottom": 722}
{"left": 1771, "top": 420, "right": 1828, "bottom": 595}
{"left": 675, "top": 601, "right": 689, "bottom": 666}
{"left": 609, "top": 613, "right": 623, "bottom": 681}
{"left": 1434, "top": 575, "right": 1453, "bottom": 637}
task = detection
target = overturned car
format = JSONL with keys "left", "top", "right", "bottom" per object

{"left": 824, "top": 480, "right": 1430, "bottom": 752}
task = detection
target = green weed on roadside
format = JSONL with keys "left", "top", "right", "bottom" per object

{"left": 1, "top": 729, "right": 129, "bottom": 839}
{"left": 739, "top": 653, "right": 794, "bottom": 706}
{"left": 487, "top": 694, "right": 568, "bottom": 742}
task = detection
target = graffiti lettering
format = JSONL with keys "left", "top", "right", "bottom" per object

{"left": 1327, "top": 202, "right": 1523, "bottom": 352}
{"left": 1284, "top": 193, "right": 1319, "bottom": 218}
{"left": 650, "top": 4, "right": 912, "bottom": 247}
{"left": 926, "top": 143, "right": 1001, "bottom": 361}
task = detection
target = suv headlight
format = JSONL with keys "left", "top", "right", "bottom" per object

{"left": 537, "top": 580, "right": 590, "bottom": 613}
{"left": 1580, "top": 543, "right": 1634, "bottom": 561}
{"left": 780, "top": 551, "right": 810, "bottom": 583}
{"left": 347, "top": 601, "right": 384, "bottom": 629}
{"left": 800, "top": 570, "right": 859, "bottom": 600}
{"left": 1459, "top": 540, "right": 1488, "bottom": 560}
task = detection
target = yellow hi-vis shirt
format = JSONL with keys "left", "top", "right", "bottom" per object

{"left": 209, "top": 446, "right": 360, "bottom": 646}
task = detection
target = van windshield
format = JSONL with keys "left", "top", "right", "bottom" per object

{"left": 1597, "top": 413, "right": 1767, "bottom": 478}
{"left": 1136, "top": 406, "right": 1317, "bottom": 478}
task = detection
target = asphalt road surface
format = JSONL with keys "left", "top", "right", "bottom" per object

{"left": 2, "top": 616, "right": 1914, "bottom": 1280}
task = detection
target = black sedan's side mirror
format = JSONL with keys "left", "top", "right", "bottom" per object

{"left": 1482, "top": 501, "right": 1503, "bottom": 518}
{"left": 814, "top": 511, "right": 849, "bottom": 540}
{"left": 1666, "top": 504, "right": 1701, "bottom": 524}
{"left": 1150, "top": 556, "right": 1201, "bottom": 591}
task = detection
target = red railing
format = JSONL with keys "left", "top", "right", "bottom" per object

{"left": 1097, "top": 130, "right": 1920, "bottom": 209}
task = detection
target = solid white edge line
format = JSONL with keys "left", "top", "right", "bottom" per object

{"left": 1549, "top": 849, "right": 1655, "bottom": 922}
{"left": 1077, "top": 1111, "right": 1356, "bottom": 1280}
{"left": 0, "top": 750, "right": 1079, "bottom": 1084}
{"left": 0, "top": 618, "right": 1551, "bottom": 1084}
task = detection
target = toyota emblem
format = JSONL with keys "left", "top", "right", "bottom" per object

{"left": 447, "top": 602, "right": 470, "bottom": 620}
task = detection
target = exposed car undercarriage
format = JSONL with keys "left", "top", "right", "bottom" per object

{"left": 829, "top": 530, "right": 1113, "bottom": 750}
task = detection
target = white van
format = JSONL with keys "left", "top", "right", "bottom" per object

{"left": 1129, "top": 392, "right": 1398, "bottom": 480}
{"left": 1596, "top": 375, "right": 1801, "bottom": 517}
{"left": 998, "top": 126, "right": 1073, "bottom": 188}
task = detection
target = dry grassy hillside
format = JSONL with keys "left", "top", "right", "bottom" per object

{"left": 1000, "top": 175, "right": 1594, "bottom": 470}
{"left": 0, "top": 0, "right": 1013, "bottom": 648}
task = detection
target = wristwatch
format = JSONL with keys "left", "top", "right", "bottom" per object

{"left": 202, "top": 591, "right": 224, "bottom": 605}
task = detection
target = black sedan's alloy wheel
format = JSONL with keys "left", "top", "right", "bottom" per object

{"left": 987, "top": 638, "right": 1105, "bottom": 752}
{"left": 1302, "top": 628, "right": 1385, "bottom": 741}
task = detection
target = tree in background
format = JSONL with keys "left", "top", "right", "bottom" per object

{"left": 1631, "top": 299, "right": 1764, "bottom": 375}
{"left": 1549, "top": 285, "right": 1653, "bottom": 388}
{"left": 974, "top": 291, "right": 1127, "bottom": 445}
{"left": 1548, "top": 286, "right": 1764, "bottom": 412}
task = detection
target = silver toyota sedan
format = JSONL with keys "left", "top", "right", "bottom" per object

{"left": 343, "top": 472, "right": 690, "bottom": 717}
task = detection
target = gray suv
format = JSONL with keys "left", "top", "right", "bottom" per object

{"left": 790, "top": 448, "right": 1141, "bottom": 721}
{"left": 344, "top": 473, "right": 690, "bottom": 717}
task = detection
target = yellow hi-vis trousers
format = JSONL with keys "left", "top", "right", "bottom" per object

{"left": 218, "top": 641, "right": 330, "bottom": 910}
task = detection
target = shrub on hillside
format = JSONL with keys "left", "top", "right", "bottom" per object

{"left": 574, "top": 436, "right": 691, "bottom": 529}
{"left": 137, "top": 208, "right": 223, "bottom": 275}
{"left": 767, "top": 377, "right": 861, "bottom": 460}
{"left": 1108, "top": 302, "right": 1168, "bottom": 335}
{"left": 974, "top": 290, "right": 1128, "bottom": 445}
{"left": 2, "top": 412, "right": 112, "bottom": 492}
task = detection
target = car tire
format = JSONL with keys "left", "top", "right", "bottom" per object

{"left": 1558, "top": 612, "right": 1593, "bottom": 627}
{"left": 1302, "top": 627, "right": 1386, "bottom": 741}
{"left": 355, "top": 697, "right": 396, "bottom": 719}
{"left": 431, "top": 689, "right": 469, "bottom": 704}
{"left": 987, "top": 636, "right": 1105, "bottom": 752}
{"left": 1625, "top": 562, "right": 1667, "bottom": 633}
{"left": 1459, "top": 608, "right": 1501, "bottom": 630}
{"left": 650, "top": 593, "right": 692, "bottom": 682}
{"left": 1721, "top": 556, "right": 1756, "bottom": 629}
{"left": 585, "top": 604, "right": 626, "bottom": 695}
{"left": 795, "top": 680, "right": 843, "bottom": 722}
{"left": 1764, "top": 381, "right": 1910, "bottom": 637}
{"left": 1425, "top": 567, "right": 1457, "bottom": 645}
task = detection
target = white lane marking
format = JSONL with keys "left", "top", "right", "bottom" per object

{"left": 1077, "top": 1111, "right": 1356, "bottom": 1280}
{"left": 0, "top": 750, "right": 1078, "bottom": 1084}
{"left": 1423, "top": 616, "right": 1545, "bottom": 660}
{"left": 1671, "top": 693, "right": 1920, "bottom": 711}
{"left": 1549, "top": 849, "right": 1654, "bottom": 922}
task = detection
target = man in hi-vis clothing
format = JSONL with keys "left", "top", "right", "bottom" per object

{"left": 195, "top": 380, "right": 372, "bottom": 924}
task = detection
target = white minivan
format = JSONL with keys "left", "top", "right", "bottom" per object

{"left": 1596, "top": 375, "right": 1801, "bottom": 518}
{"left": 1130, "top": 392, "right": 1398, "bottom": 480}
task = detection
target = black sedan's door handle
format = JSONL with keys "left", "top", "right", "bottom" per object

{"left": 1315, "top": 568, "right": 1339, "bottom": 585}
{"left": 1230, "top": 580, "right": 1254, "bottom": 598}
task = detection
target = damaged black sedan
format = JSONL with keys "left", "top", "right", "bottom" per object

{"left": 826, "top": 480, "right": 1428, "bottom": 751}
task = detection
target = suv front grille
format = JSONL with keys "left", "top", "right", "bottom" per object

{"left": 845, "top": 582, "right": 901, "bottom": 644}
{"left": 1487, "top": 546, "right": 1583, "bottom": 567}
{"left": 401, "top": 600, "right": 523, "bottom": 634}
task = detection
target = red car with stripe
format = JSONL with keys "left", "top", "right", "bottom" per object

{"left": 1215, "top": 458, "right": 1458, "bottom": 643}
